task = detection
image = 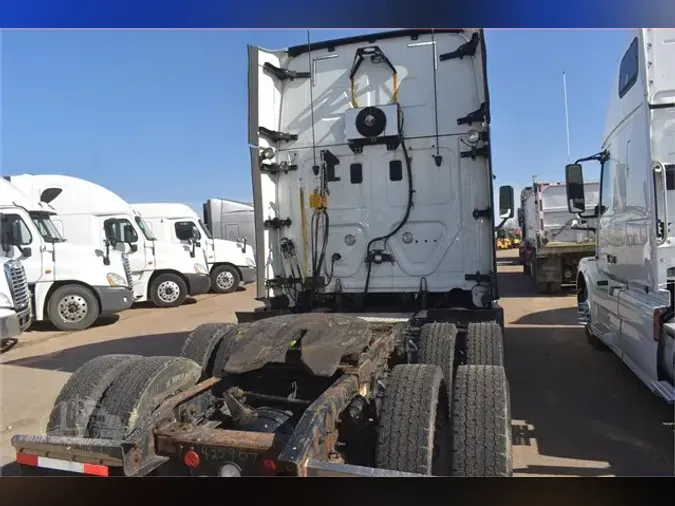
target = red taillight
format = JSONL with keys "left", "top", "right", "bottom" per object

{"left": 261, "top": 458, "right": 277, "bottom": 475}
{"left": 183, "top": 450, "right": 200, "bottom": 468}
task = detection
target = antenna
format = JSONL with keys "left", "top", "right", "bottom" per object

{"left": 562, "top": 71, "right": 571, "bottom": 162}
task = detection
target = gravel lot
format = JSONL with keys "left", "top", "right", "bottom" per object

{"left": 1, "top": 250, "right": 673, "bottom": 476}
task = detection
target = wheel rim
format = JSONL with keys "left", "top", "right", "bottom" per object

{"left": 58, "top": 295, "right": 88, "bottom": 323}
{"left": 157, "top": 280, "right": 181, "bottom": 303}
{"left": 216, "top": 271, "right": 235, "bottom": 290}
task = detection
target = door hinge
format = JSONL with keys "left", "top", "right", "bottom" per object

{"left": 460, "top": 145, "right": 490, "bottom": 160}
{"left": 465, "top": 271, "right": 493, "bottom": 283}
{"left": 440, "top": 32, "right": 480, "bottom": 61}
{"left": 263, "top": 62, "right": 310, "bottom": 81}
{"left": 457, "top": 102, "right": 489, "bottom": 126}
{"left": 263, "top": 217, "right": 292, "bottom": 229}
{"left": 260, "top": 162, "right": 298, "bottom": 174}
{"left": 258, "top": 127, "right": 298, "bottom": 143}
{"left": 472, "top": 207, "right": 492, "bottom": 219}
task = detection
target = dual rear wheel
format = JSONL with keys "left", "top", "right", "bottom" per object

{"left": 375, "top": 321, "right": 512, "bottom": 477}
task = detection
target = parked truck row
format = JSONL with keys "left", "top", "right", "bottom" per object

{"left": 1, "top": 174, "right": 256, "bottom": 338}
{"left": 8, "top": 28, "right": 674, "bottom": 481}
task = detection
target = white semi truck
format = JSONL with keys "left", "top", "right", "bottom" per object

{"left": 13, "top": 29, "right": 516, "bottom": 477}
{"left": 1, "top": 178, "right": 133, "bottom": 331}
{"left": 7, "top": 174, "right": 211, "bottom": 308}
{"left": 0, "top": 258, "right": 31, "bottom": 340}
{"left": 132, "top": 203, "right": 256, "bottom": 293}
{"left": 202, "top": 198, "right": 255, "bottom": 251}
{"left": 518, "top": 180, "right": 599, "bottom": 293}
{"left": 564, "top": 29, "right": 674, "bottom": 403}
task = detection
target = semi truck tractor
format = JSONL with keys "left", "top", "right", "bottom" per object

{"left": 12, "top": 29, "right": 516, "bottom": 477}
{"left": 518, "top": 180, "right": 599, "bottom": 293}
{"left": 1, "top": 179, "right": 132, "bottom": 331}
{"left": 564, "top": 29, "right": 674, "bottom": 403}
{"left": 202, "top": 198, "right": 255, "bottom": 252}
{"left": 132, "top": 203, "right": 256, "bottom": 293}
{"left": 7, "top": 174, "right": 211, "bottom": 308}
{"left": 0, "top": 257, "right": 31, "bottom": 340}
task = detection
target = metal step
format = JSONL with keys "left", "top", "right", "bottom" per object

{"left": 650, "top": 381, "right": 675, "bottom": 403}
{"left": 577, "top": 301, "right": 590, "bottom": 324}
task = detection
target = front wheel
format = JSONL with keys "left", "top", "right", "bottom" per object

{"left": 47, "top": 284, "right": 100, "bottom": 331}
{"left": 150, "top": 273, "right": 188, "bottom": 308}
{"left": 211, "top": 265, "right": 241, "bottom": 294}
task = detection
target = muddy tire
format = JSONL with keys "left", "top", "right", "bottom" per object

{"left": 417, "top": 322, "right": 457, "bottom": 396}
{"left": 211, "top": 265, "right": 241, "bottom": 294}
{"left": 463, "top": 321, "right": 504, "bottom": 366}
{"left": 46, "top": 354, "right": 144, "bottom": 437}
{"left": 180, "top": 323, "right": 236, "bottom": 379}
{"left": 89, "top": 356, "right": 201, "bottom": 440}
{"left": 46, "top": 284, "right": 100, "bottom": 331}
{"left": 150, "top": 273, "right": 188, "bottom": 308}
{"left": 451, "top": 365, "right": 512, "bottom": 477}
{"left": 375, "top": 364, "right": 450, "bottom": 475}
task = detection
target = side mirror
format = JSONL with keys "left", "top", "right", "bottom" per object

{"left": 21, "top": 247, "right": 32, "bottom": 258}
{"left": 123, "top": 225, "right": 137, "bottom": 244}
{"left": 565, "top": 163, "right": 586, "bottom": 213}
{"left": 498, "top": 185, "right": 514, "bottom": 219}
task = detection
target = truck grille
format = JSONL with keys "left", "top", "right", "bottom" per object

{"left": 122, "top": 254, "right": 133, "bottom": 287}
{"left": 4, "top": 260, "right": 30, "bottom": 311}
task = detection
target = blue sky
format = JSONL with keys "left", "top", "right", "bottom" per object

{"left": 1, "top": 29, "right": 630, "bottom": 215}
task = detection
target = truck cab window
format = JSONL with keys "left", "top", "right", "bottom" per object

{"left": 105, "top": 218, "right": 138, "bottom": 243}
{"left": 30, "top": 212, "right": 65, "bottom": 243}
{"left": 134, "top": 216, "right": 156, "bottom": 241}
{"left": 0, "top": 213, "right": 33, "bottom": 246}
{"left": 618, "top": 37, "right": 639, "bottom": 98}
{"left": 175, "top": 221, "right": 200, "bottom": 240}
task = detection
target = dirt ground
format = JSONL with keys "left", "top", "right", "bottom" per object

{"left": 1, "top": 251, "right": 673, "bottom": 476}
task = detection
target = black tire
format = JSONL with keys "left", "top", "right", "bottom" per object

{"left": 417, "top": 322, "right": 457, "bottom": 395}
{"left": 375, "top": 364, "right": 450, "bottom": 475}
{"left": 463, "top": 321, "right": 504, "bottom": 366}
{"left": 89, "top": 356, "right": 201, "bottom": 439}
{"left": 451, "top": 365, "right": 512, "bottom": 477}
{"left": 149, "top": 273, "right": 188, "bottom": 308}
{"left": 46, "top": 354, "right": 143, "bottom": 437}
{"left": 211, "top": 264, "right": 241, "bottom": 294}
{"left": 180, "top": 323, "right": 236, "bottom": 379}
{"left": 46, "top": 284, "right": 100, "bottom": 331}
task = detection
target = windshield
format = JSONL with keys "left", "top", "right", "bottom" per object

{"left": 134, "top": 216, "right": 156, "bottom": 241}
{"left": 29, "top": 212, "right": 65, "bottom": 242}
{"left": 198, "top": 219, "right": 213, "bottom": 240}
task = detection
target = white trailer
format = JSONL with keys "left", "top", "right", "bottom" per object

{"left": 202, "top": 198, "right": 255, "bottom": 251}
{"left": 564, "top": 29, "right": 675, "bottom": 403}
{"left": 7, "top": 174, "right": 211, "bottom": 309}
{"left": 1, "top": 179, "right": 132, "bottom": 331}
{"left": 518, "top": 180, "right": 599, "bottom": 293}
{"left": 0, "top": 258, "right": 31, "bottom": 340}
{"left": 132, "top": 203, "right": 256, "bottom": 293}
